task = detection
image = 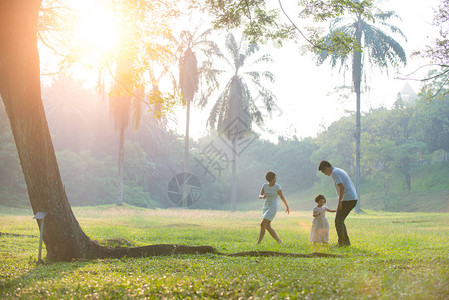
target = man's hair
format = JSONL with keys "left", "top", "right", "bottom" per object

{"left": 265, "top": 171, "right": 276, "bottom": 182}
{"left": 315, "top": 194, "right": 326, "bottom": 203}
{"left": 318, "top": 160, "right": 332, "bottom": 171}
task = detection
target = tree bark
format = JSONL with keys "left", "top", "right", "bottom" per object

{"left": 353, "top": 15, "right": 363, "bottom": 213}
{"left": 231, "top": 140, "right": 237, "bottom": 212}
{"left": 0, "top": 0, "right": 216, "bottom": 261}
{"left": 183, "top": 97, "right": 191, "bottom": 208}
{"left": 0, "top": 0, "right": 96, "bottom": 261}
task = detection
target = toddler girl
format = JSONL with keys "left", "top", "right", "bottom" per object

{"left": 310, "top": 194, "right": 336, "bottom": 244}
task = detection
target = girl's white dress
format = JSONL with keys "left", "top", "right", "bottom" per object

{"left": 310, "top": 205, "right": 330, "bottom": 244}
{"left": 261, "top": 183, "right": 281, "bottom": 221}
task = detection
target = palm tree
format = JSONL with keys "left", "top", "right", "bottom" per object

{"left": 109, "top": 54, "right": 142, "bottom": 206}
{"left": 206, "top": 33, "right": 276, "bottom": 211}
{"left": 172, "top": 29, "right": 221, "bottom": 207}
{"left": 316, "top": 4, "right": 407, "bottom": 212}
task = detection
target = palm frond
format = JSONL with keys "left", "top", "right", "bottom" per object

{"left": 361, "top": 22, "right": 407, "bottom": 69}
{"left": 250, "top": 54, "right": 274, "bottom": 65}
{"left": 374, "top": 10, "right": 401, "bottom": 22}
{"left": 225, "top": 33, "right": 241, "bottom": 70}
{"left": 206, "top": 33, "right": 276, "bottom": 131}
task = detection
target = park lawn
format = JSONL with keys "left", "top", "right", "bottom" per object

{"left": 0, "top": 205, "right": 448, "bottom": 299}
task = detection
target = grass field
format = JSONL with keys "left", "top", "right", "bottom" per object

{"left": 1, "top": 205, "right": 448, "bottom": 299}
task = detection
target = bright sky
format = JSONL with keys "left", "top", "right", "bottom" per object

{"left": 40, "top": 0, "right": 442, "bottom": 143}
{"left": 177, "top": 0, "right": 441, "bottom": 142}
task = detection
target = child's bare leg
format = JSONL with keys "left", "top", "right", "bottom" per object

{"left": 266, "top": 221, "right": 283, "bottom": 243}
{"left": 257, "top": 219, "right": 268, "bottom": 244}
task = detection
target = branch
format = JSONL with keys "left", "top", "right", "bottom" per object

{"left": 278, "top": 0, "right": 327, "bottom": 51}
{"left": 425, "top": 74, "right": 449, "bottom": 99}
{"left": 396, "top": 68, "right": 449, "bottom": 83}
{"left": 395, "top": 63, "right": 449, "bottom": 81}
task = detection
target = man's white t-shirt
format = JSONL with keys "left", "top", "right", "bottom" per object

{"left": 331, "top": 167, "right": 358, "bottom": 201}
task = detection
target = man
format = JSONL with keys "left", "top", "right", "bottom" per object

{"left": 318, "top": 160, "right": 358, "bottom": 246}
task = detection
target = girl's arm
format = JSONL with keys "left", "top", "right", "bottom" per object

{"left": 313, "top": 210, "right": 321, "bottom": 217}
{"left": 277, "top": 190, "right": 290, "bottom": 214}
{"left": 326, "top": 208, "right": 337, "bottom": 213}
{"left": 259, "top": 187, "right": 266, "bottom": 199}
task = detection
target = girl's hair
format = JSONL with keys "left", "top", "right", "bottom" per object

{"left": 315, "top": 194, "right": 326, "bottom": 203}
{"left": 265, "top": 171, "right": 276, "bottom": 182}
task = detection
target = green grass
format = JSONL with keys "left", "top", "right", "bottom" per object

{"left": 1, "top": 205, "right": 448, "bottom": 299}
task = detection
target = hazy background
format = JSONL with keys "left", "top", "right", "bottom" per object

{"left": 1, "top": 0, "right": 448, "bottom": 213}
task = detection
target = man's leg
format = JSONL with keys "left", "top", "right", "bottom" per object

{"left": 335, "top": 200, "right": 357, "bottom": 245}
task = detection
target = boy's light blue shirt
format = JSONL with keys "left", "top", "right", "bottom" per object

{"left": 331, "top": 167, "right": 358, "bottom": 201}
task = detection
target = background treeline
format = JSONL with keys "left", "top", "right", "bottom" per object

{"left": 1, "top": 77, "right": 448, "bottom": 212}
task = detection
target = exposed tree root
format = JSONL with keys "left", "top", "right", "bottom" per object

{"left": 1, "top": 233, "right": 342, "bottom": 260}
{"left": 87, "top": 242, "right": 342, "bottom": 259}
{"left": 225, "top": 251, "right": 342, "bottom": 258}
{"left": 91, "top": 244, "right": 219, "bottom": 259}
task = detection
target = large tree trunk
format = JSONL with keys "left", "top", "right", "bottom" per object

{"left": 0, "top": 0, "right": 98, "bottom": 261}
{"left": 353, "top": 15, "right": 363, "bottom": 213}
{"left": 0, "top": 0, "right": 216, "bottom": 261}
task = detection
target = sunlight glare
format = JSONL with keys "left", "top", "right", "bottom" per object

{"left": 74, "top": 3, "right": 119, "bottom": 54}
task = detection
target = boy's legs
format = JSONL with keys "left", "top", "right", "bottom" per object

{"left": 335, "top": 200, "right": 357, "bottom": 245}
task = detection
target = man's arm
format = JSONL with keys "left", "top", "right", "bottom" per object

{"left": 337, "top": 183, "right": 345, "bottom": 210}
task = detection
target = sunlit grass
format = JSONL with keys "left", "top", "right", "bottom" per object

{"left": 1, "top": 205, "right": 448, "bottom": 299}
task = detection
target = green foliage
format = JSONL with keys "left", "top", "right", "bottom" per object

{"left": 1, "top": 207, "right": 448, "bottom": 298}
{"left": 0, "top": 106, "right": 27, "bottom": 207}
{"left": 198, "top": 0, "right": 375, "bottom": 55}
{"left": 54, "top": 142, "right": 157, "bottom": 208}
{"left": 410, "top": 93, "right": 449, "bottom": 152}
{"left": 311, "top": 114, "right": 355, "bottom": 169}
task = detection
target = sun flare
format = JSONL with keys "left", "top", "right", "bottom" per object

{"left": 74, "top": 2, "right": 119, "bottom": 54}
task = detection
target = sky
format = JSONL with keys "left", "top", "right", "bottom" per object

{"left": 39, "top": 0, "right": 442, "bottom": 143}
{"left": 174, "top": 0, "right": 442, "bottom": 142}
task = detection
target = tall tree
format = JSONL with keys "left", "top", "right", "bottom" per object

{"left": 0, "top": 0, "right": 216, "bottom": 261}
{"left": 172, "top": 29, "right": 221, "bottom": 207}
{"left": 315, "top": 4, "right": 407, "bottom": 211}
{"left": 206, "top": 33, "right": 276, "bottom": 211}
{"left": 0, "top": 0, "right": 100, "bottom": 261}
{"left": 105, "top": 0, "right": 177, "bottom": 206}
{"left": 109, "top": 54, "right": 141, "bottom": 206}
